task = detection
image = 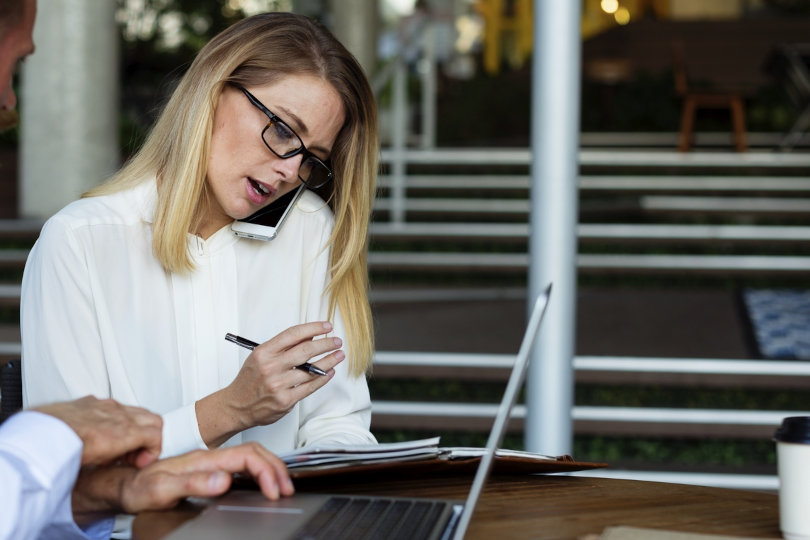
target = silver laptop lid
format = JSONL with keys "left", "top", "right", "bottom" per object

{"left": 163, "top": 285, "right": 552, "bottom": 540}
{"left": 451, "top": 284, "right": 552, "bottom": 540}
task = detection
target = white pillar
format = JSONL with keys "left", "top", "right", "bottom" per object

{"left": 328, "top": 0, "right": 378, "bottom": 77}
{"left": 525, "top": 0, "right": 582, "bottom": 455}
{"left": 20, "top": 0, "right": 119, "bottom": 219}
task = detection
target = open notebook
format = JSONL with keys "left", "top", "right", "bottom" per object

{"left": 165, "top": 285, "right": 552, "bottom": 540}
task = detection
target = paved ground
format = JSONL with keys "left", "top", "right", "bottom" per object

{"left": 372, "top": 286, "right": 758, "bottom": 359}
{"left": 0, "top": 287, "right": 757, "bottom": 360}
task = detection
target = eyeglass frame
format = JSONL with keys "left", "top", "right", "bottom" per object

{"left": 232, "top": 83, "right": 334, "bottom": 189}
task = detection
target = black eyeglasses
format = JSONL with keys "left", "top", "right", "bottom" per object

{"left": 235, "top": 85, "right": 334, "bottom": 189}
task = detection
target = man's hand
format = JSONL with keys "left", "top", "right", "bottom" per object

{"left": 34, "top": 396, "right": 162, "bottom": 468}
{"left": 72, "top": 442, "right": 295, "bottom": 519}
{"left": 120, "top": 442, "right": 295, "bottom": 512}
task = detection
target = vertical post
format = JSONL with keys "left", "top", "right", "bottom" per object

{"left": 328, "top": 0, "right": 378, "bottom": 77}
{"left": 419, "top": 23, "right": 436, "bottom": 149}
{"left": 20, "top": 0, "right": 119, "bottom": 219}
{"left": 525, "top": 0, "right": 582, "bottom": 455}
{"left": 389, "top": 61, "right": 408, "bottom": 226}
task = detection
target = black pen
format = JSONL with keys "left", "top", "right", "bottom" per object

{"left": 224, "top": 333, "right": 328, "bottom": 376}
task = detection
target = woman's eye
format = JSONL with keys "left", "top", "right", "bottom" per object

{"left": 271, "top": 120, "right": 296, "bottom": 143}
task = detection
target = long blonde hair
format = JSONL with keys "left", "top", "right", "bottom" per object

{"left": 85, "top": 13, "right": 378, "bottom": 376}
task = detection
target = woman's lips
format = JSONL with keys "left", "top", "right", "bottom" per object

{"left": 245, "top": 177, "right": 276, "bottom": 205}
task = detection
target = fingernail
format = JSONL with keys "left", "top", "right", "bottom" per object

{"left": 333, "top": 337, "right": 342, "bottom": 347}
{"left": 209, "top": 471, "right": 229, "bottom": 492}
{"left": 323, "top": 322, "right": 333, "bottom": 331}
{"left": 335, "top": 350, "right": 345, "bottom": 361}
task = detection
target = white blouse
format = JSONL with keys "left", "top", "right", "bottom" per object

{"left": 21, "top": 179, "right": 376, "bottom": 458}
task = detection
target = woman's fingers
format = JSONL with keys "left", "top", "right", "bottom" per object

{"left": 253, "top": 334, "right": 342, "bottom": 377}
{"left": 263, "top": 321, "right": 333, "bottom": 352}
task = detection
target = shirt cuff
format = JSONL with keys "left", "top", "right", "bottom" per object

{"left": 0, "top": 411, "right": 86, "bottom": 539}
{"left": 160, "top": 403, "right": 208, "bottom": 458}
{"left": 0, "top": 411, "right": 82, "bottom": 485}
{"left": 82, "top": 516, "right": 116, "bottom": 540}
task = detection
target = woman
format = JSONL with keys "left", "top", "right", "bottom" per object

{"left": 21, "top": 12, "right": 378, "bottom": 458}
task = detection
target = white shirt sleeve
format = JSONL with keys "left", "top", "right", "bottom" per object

{"left": 160, "top": 404, "right": 208, "bottom": 458}
{"left": 21, "top": 217, "right": 111, "bottom": 408}
{"left": 21, "top": 205, "right": 210, "bottom": 458}
{"left": 0, "top": 411, "right": 113, "bottom": 540}
{"left": 293, "top": 213, "right": 377, "bottom": 448}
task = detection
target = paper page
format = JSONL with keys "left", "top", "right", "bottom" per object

{"left": 278, "top": 436, "right": 441, "bottom": 467}
{"left": 441, "top": 447, "right": 557, "bottom": 461}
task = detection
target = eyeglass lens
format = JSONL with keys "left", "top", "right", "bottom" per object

{"left": 236, "top": 85, "right": 333, "bottom": 188}
{"left": 262, "top": 123, "right": 331, "bottom": 188}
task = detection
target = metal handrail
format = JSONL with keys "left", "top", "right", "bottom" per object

{"left": 368, "top": 251, "right": 810, "bottom": 274}
{"left": 379, "top": 147, "right": 810, "bottom": 167}
{"left": 370, "top": 223, "right": 810, "bottom": 242}
{"left": 377, "top": 174, "right": 810, "bottom": 192}
{"left": 371, "top": 351, "right": 801, "bottom": 491}
{"left": 374, "top": 352, "right": 810, "bottom": 377}
{"left": 371, "top": 400, "right": 799, "bottom": 429}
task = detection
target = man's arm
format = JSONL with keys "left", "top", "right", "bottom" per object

{"left": 0, "top": 411, "right": 84, "bottom": 540}
{"left": 0, "top": 396, "right": 163, "bottom": 540}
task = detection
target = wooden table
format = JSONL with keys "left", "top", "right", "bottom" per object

{"left": 132, "top": 474, "right": 781, "bottom": 539}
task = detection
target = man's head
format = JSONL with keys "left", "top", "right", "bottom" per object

{"left": 0, "top": 0, "right": 36, "bottom": 130}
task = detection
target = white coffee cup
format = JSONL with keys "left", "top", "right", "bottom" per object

{"left": 775, "top": 416, "right": 810, "bottom": 540}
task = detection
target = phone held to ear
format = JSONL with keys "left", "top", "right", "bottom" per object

{"left": 231, "top": 184, "right": 306, "bottom": 241}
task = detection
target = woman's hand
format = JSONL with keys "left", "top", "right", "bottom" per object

{"left": 196, "top": 321, "right": 344, "bottom": 448}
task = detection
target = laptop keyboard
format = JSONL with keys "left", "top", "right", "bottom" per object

{"left": 291, "top": 496, "right": 451, "bottom": 540}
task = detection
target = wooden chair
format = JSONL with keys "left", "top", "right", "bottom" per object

{"left": 673, "top": 41, "right": 747, "bottom": 152}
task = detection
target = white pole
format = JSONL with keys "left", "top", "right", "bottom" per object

{"left": 420, "top": 23, "right": 436, "bottom": 149}
{"left": 390, "top": 61, "right": 408, "bottom": 225}
{"left": 328, "top": 0, "right": 377, "bottom": 77}
{"left": 20, "top": 0, "right": 119, "bottom": 219}
{"left": 525, "top": 0, "right": 582, "bottom": 455}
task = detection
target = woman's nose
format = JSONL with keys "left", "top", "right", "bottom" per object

{"left": 275, "top": 154, "right": 304, "bottom": 183}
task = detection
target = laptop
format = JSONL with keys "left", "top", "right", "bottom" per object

{"left": 165, "top": 285, "right": 552, "bottom": 540}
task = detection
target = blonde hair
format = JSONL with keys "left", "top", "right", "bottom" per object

{"left": 85, "top": 13, "right": 378, "bottom": 376}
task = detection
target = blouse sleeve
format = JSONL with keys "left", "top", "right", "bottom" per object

{"left": 294, "top": 219, "right": 377, "bottom": 448}
{"left": 296, "top": 305, "right": 378, "bottom": 447}
{"left": 21, "top": 216, "right": 209, "bottom": 458}
{"left": 21, "top": 217, "right": 111, "bottom": 408}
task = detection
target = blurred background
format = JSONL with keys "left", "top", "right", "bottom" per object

{"left": 2, "top": 0, "right": 810, "bottom": 490}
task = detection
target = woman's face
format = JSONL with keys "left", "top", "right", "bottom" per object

{"left": 201, "top": 73, "right": 345, "bottom": 238}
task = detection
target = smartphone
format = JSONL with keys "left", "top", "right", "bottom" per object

{"left": 231, "top": 184, "right": 305, "bottom": 241}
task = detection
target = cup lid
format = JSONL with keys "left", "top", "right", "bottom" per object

{"left": 774, "top": 416, "right": 810, "bottom": 443}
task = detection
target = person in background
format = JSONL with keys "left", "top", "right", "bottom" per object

{"left": 1, "top": 3, "right": 293, "bottom": 539}
{"left": 21, "top": 12, "right": 379, "bottom": 458}
{"left": 0, "top": 0, "right": 35, "bottom": 129}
